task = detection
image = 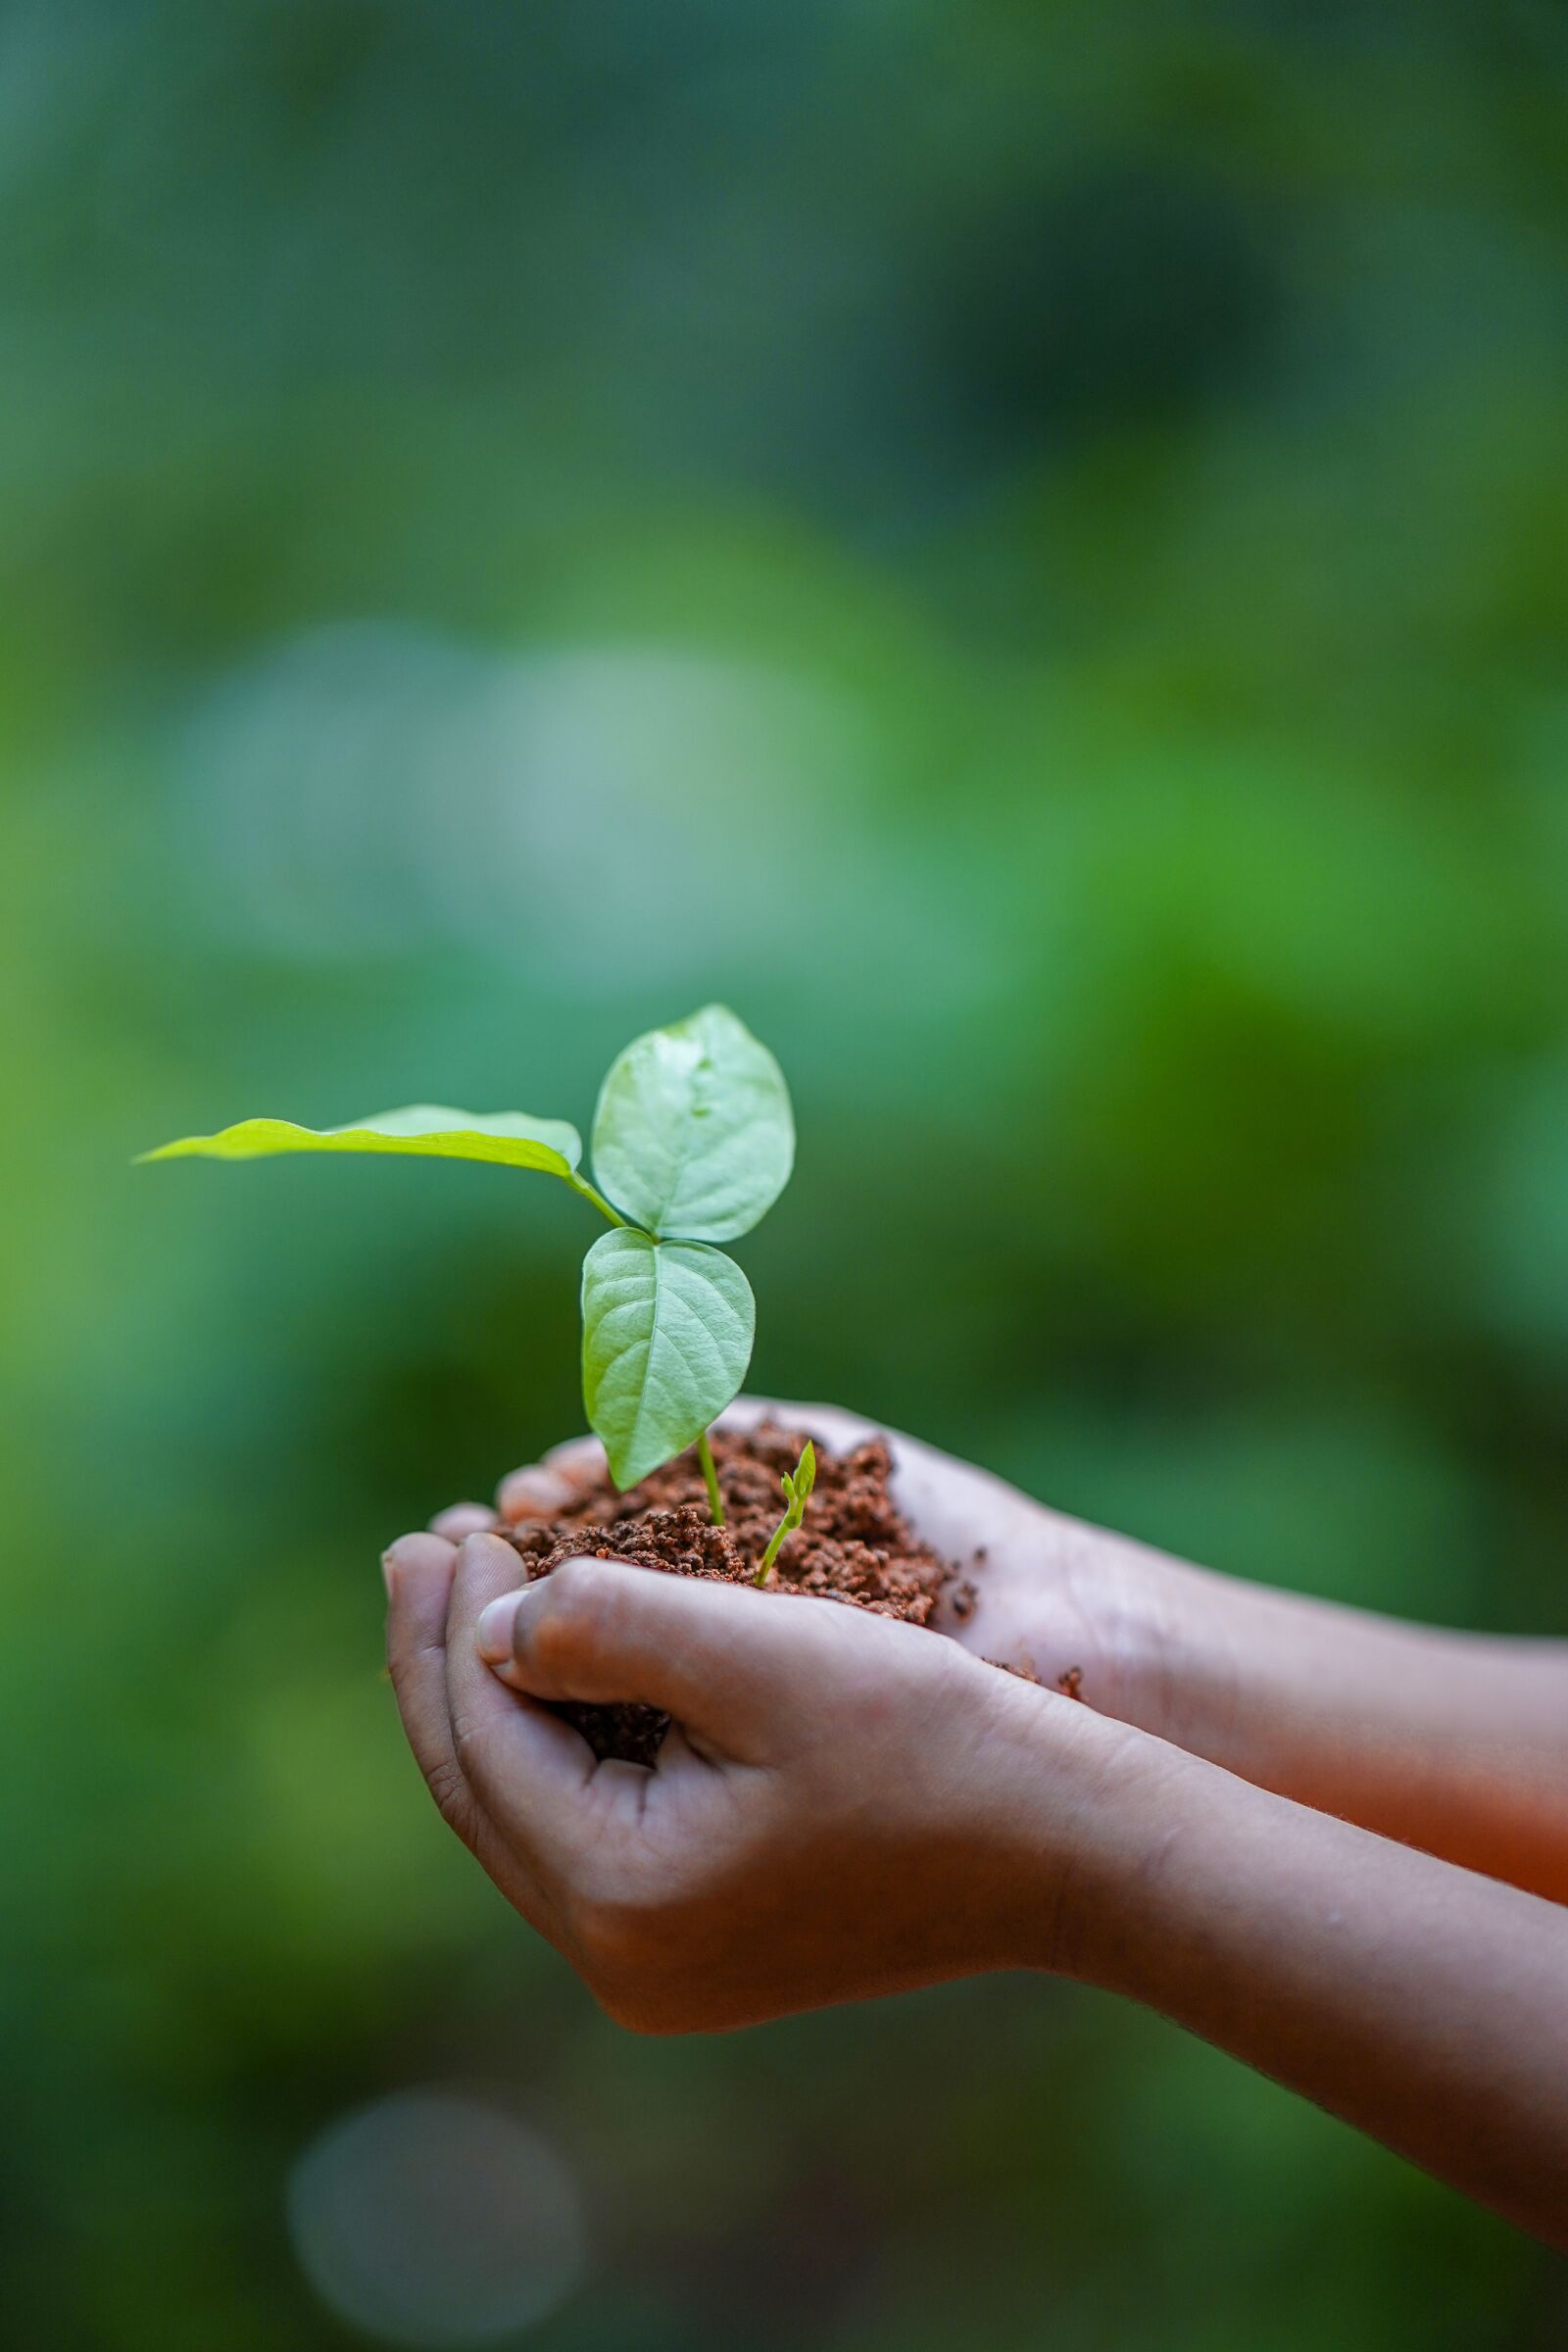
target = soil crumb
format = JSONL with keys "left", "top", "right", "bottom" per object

{"left": 500, "top": 1422, "right": 956, "bottom": 1764}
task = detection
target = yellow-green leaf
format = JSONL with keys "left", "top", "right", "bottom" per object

{"left": 137, "top": 1104, "right": 583, "bottom": 1178}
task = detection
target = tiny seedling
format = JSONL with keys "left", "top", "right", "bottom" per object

{"left": 755, "top": 1441, "right": 815, "bottom": 1586}
{"left": 141, "top": 1006, "right": 802, "bottom": 1529}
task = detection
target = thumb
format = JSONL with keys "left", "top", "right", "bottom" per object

{"left": 475, "top": 1555, "right": 855, "bottom": 1760}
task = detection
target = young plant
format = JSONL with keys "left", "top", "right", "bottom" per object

{"left": 140, "top": 1004, "right": 794, "bottom": 1503}
{"left": 754, "top": 1440, "right": 815, "bottom": 1586}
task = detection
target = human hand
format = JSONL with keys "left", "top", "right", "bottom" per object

{"left": 415, "top": 1395, "right": 1220, "bottom": 1749}
{"left": 380, "top": 1522, "right": 1144, "bottom": 2032}
{"left": 404, "top": 1397, "right": 1568, "bottom": 1902}
{"left": 382, "top": 1415, "right": 1568, "bottom": 2243}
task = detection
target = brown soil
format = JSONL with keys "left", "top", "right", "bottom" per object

{"left": 500, "top": 1421, "right": 956, "bottom": 1764}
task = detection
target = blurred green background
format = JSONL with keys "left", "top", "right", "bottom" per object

{"left": 5, "top": 1, "right": 1567, "bottom": 2343}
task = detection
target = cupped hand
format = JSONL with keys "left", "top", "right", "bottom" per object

{"left": 379, "top": 1408, "right": 1568, "bottom": 2240}
{"left": 418, "top": 1396, "right": 1175, "bottom": 1722}
{"left": 381, "top": 1522, "right": 1124, "bottom": 2032}
{"left": 379, "top": 1394, "right": 1210, "bottom": 2028}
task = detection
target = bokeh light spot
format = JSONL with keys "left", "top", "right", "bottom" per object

{"left": 286, "top": 2090, "right": 587, "bottom": 2347}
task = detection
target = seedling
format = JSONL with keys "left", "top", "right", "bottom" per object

{"left": 140, "top": 1005, "right": 796, "bottom": 1515}
{"left": 755, "top": 1441, "right": 815, "bottom": 1586}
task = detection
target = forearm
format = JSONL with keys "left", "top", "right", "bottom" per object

{"left": 1008, "top": 1707, "right": 1568, "bottom": 2247}
{"left": 1072, "top": 1529, "right": 1568, "bottom": 1899}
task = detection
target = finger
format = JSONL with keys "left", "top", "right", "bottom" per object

{"left": 542, "top": 1432, "right": 607, "bottom": 1485}
{"left": 444, "top": 1535, "right": 596, "bottom": 1861}
{"left": 429, "top": 1501, "right": 498, "bottom": 1543}
{"left": 732, "top": 1397, "right": 1026, "bottom": 1558}
{"left": 881, "top": 1424, "right": 1046, "bottom": 1559}
{"left": 474, "top": 1555, "right": 906, "bottom": 1763}
{"left": 496, "top": 1436, "right": 607, "bottom": 1523}
{"left": 383, "top": 1533, "right": 473, "bottom": 1836}
{"left": 717, "top": 1396, "right": 882, "bottom": 1453}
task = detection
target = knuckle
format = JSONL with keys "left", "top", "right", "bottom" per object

{"left": 387, "top": 1636, "right": 438, "bottom": 1706}
{"left": 544, "top": 1554, "right": 604, "bottom": 1612}
{"left": 528, "top": 1558, "right": 612, "bottom": 1669}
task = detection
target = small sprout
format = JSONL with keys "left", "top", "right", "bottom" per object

{"left": 140, "top": 1006, "right": 795, "bottom": 1510}
{"left": 755, "top": 1441, "right": 816, "bottom": 1587}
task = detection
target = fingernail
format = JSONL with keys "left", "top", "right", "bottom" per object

{"left": 476, "top": 1592, "right": 523, "bottom": 1661}
{"left": 380, "top": 1549, "right": 398, "bottom": 1600}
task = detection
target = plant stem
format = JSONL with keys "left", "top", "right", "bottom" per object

{"left": 754, "top": 1515, "right": 790, "bottom": 1585}
{"left": 754, "top": 1440, "right": 814, "bottom": 1586}
{"left": 566, "top": 1171, "right": 627, "bottom": 1227}
{"left": 696, "top": 1428, "right": 724, "bottom": 1525}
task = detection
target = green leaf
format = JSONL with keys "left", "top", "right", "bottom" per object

{"left": 590, "top": 1003, "right": 794, "bottom": 1242}
{"left": 581, "top": 1229, "right": 756, "bottom": 1488}
{"left": 792, "top": 1439, "right": 816, "bottom": 1502}
{"left": 138, "top": 1105, "right": 583, "bottom": 1178}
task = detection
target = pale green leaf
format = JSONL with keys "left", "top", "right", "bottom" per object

{"left": 581, "top": 1229, "right": 756, "bottom": 1488}
{"left": 138, "top": 1104, "right": 583, "bottom": 1177}
{"left": 590, "top": 1003, "right": 794, "bottom": 1242}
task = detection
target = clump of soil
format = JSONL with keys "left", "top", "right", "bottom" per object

{"left": 500, "top": 1422, "right": 956, "bottom": 1764}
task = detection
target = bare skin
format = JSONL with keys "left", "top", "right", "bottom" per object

{"left": 384, "top": 1398, "right": 1568, "bottom": 2249}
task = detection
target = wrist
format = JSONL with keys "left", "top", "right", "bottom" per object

{"left": 965, "top": 1670, "right": 1194, "bottom": 1984}
{"left": 1054, "top": 1519, "right": 1251, "bottom": 1760}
